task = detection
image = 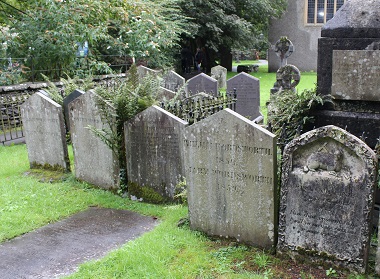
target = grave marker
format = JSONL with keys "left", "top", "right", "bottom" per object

{"left": 162, "top": 70, "right": 185, "bottom": 93}
{"left": 227, "top": 72, "right": 262, "bottom": 121}
{"left": 62, "top": 89, "right": 85, "bottom": 132}
{"left": 211, "top": 65, "right": 227, "bottom": 89}
{"left": 186, "top": 73, "right": 218, "bottom": 97}
{"left": 69, "top": 90, "right": 120, "bottom": 190}
{"left": 21, "top": 91, "right": 70, "bottom": 171}
{"left": 182, "top": 109, "right": 277, "bottom": 248}
{"left": 125, "top": 105, "right": 188, "bottom": 201}
{"left": 279, "top": 125, "right": 377, "bottom": 273}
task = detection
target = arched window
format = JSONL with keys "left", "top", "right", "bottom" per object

{"left": 306, "top": 0, "right": 346, "bottom": 25}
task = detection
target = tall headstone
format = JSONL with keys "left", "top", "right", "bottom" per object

{"left": 125, "top": 105, "right": 188, "bottom": 201}
{"left": 278, "top": 125, "right": 377, "bottom": 273}
{"left": 183, "top": 109, "right": 277, "bottom": 248}
{"left": 186, "top": 73, "right": 218, "bottom": 97}
{"left": 227, "top": 72, "right": 262, "bottom": 121}
{"left": 314, "top": 0, "right": 380, "bottom": 148}
{"left": 69, "top": 90, "right": 120, "bottom": 190}
{"left": 62, "top": 89, "right": 85, "bottom": 132}
{"left": 21, "top": 91, "right": 70, "bottom": 171}
{"left": 211, "top": 65, "right": 227, "bottom": 89}
{"left": 162, "top": 70, "right": 185, "bottom": 93}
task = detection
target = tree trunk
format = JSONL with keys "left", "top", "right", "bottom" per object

{"left": 220, "top": 47, "right": 232, "bottom": 71}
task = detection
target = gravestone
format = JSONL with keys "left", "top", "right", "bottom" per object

{"left": 69, "top": 90, "right": 120, "bottom": 190}
{"left": 137, "top": 65, "right": 161, "bottom": 80}
{"left": 211, "top": 65, "right": 227, "bottom": 89}
{"left": 162, "top": 70, "right": 185, "bottom": 93}
{"left": 227, "top": 72, "right": 262, "bottom": 121}
{"left": 278, "top": 125, "right": 377, "bottom": 273}
{"left": 125, "top": 105, "right": 188, "bottom": 201}
{"left": 186, "top": 73, "right": 218, "bottom": 97}
{"left": 157, "top": 87, "right": 176, "bottom": 102}
{"left": 274, "top": 36, "right": 294, "bottom": 68}
{"left": 62, "top": 89, "right": 85, "bottom": 132}
{"left": 182, "top": 109, "right": 277, "bottom": 248}
{"left": 21, "top": 91, "right": 70, "bottom": 171}
{"left": 314, "top": 0, "right": 380, "bottom": 148}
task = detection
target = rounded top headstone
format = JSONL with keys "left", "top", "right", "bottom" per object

{"left": 322, "top": 0, "right": 380, "bottom": 38}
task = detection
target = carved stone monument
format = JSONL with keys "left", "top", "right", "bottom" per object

{"left": 314, "top": 0, "right": 380, "bottom": 148}
{"left": 162, "top": 70, "right": 185, "bottom": 93}
{"left": 62, "top": 89, "right": 85, "bottom": 132}
{"left": 186, "top": 73, "right": 218, "bottom": 97}
{"left": 278, "top": 125, "right": 378, "bottom": 273}
{"left": 274, "top": 37, "right": 294, "bottom": 68}
{"left": 183, "top": 109, "right": 277, "bottom": 248}
{"left": 21, "top": 91, "right": 70, "bottom": 171}
{"left": 211, "top": 65, "right": 227, "bottom": 89}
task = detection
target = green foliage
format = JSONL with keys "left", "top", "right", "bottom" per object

{"left": 253, "top": 251, "right": 273, "bottom": 269}
{"left": 326, "top": 267, "right": 337, "bottom": 277}
{"left": 267, "top": 87, "right": 331, "bottom": 143}
{"left": 174, "top": 176, "right": 187, "bottom": 204}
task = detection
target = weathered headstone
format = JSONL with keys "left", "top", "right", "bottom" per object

{"left": 69, "top": 90, "right": 120, "bottom": 190}
{"left": 211, "top": 65, "right": 227, "bottom": 89}
{"left": 21, "top": 91, "right": 70, "bottom": 171}
{"left": 157, "top": 87, "right": 176, "bottom": 102}
{"left": 137, "top": 65, "right": 161, "bottom": 80}
{"left": 278, "top": 125, "right": 377, "bottom": 273}
{"left": 274, "top": 36, "right": 294, "bottom": 68}
{"left": 162, "top": 70, "right": 185, "bottom": 93}
{"left": 125, "top": 105, "right": 188, "bottom": 201}
{"left": 227, "top": 72, "right": 262, "bottom": 121}
{"left": 186, "top": 73, "right": 218, "bottom": 97}
{"left": 62, "top": 89, "right": 85, "bottom": 132}
{"left": 183, "top": 109, "right": 277, "bottom": 248}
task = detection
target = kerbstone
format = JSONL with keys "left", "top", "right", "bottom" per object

{"left": 279, "top": 125, "right": 377, "bottom": 273}
{"left": 21, "top": 91, "right": 70, "bottom": 171}
{"left": 182, "top": 109, "right": 277, "bottom": 248}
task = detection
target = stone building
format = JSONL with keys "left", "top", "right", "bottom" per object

{"left": 268, "top": 0, "right": 347, "bottom": 72}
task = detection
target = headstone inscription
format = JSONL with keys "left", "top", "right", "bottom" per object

{"left": 69, "top": 90, "right": 120, "bottom": 190}
{"left": 62, "top": 89, "right": 85, "bottom": 132}
{"left": 21, "top": 91, "right": 70, "bottom": 171}
{"left": 162, "top": 70, "right": 185, "bottom": 93}
{"left": 278, "top": 125, "right": 377, "bottom": 273}
{"left": 186, "top": 73, "right": 218, "bottom": 97}
{"left": 211, "top": 65, "right": 227, "bottom": 89}
{"left": 227, "top": 72, "right": 262, "bottom": 121}
{"left": 125, "top": 105, "right": 188, "bottom": 201}
{"left": 182, "top": 109, "right": 277, "bottom": 248}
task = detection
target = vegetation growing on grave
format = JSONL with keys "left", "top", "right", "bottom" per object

{"left": 127, "top": 181, "right": 166, "bottom": 204}
{"left": 267, "top": 87, "right": 332, "bottom": 144}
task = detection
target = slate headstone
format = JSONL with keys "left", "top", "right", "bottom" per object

{"left": 125, "top": 105, "right": 188, "bottom": 200}
{"left": 227, "top": 72, "right": 262, "bottom": 121}
{"left": 186, "top": 73, "right": 218, "bottom": 97}
{"left": 211, "top": 65, "right": 227, "bottom": 89}
{"left": 182, "top": 109, "right": 277, "bottom": 248}
{"left": 21, "top": 91, "right": 70, "bottom": 171}
{"left": 62, "top": 89, "right": 85, "bottom": 132}
{"left": 278, "top": 125, "right": 377, "bottom": 273}
{"left": 162, "top": 70, "right": 185, "bottom": 93}
{"left": 69, "top": 90, "right": 120, "bottom": 190}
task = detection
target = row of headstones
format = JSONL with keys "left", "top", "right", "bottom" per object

{"left": 140, "top": 65, "right": 262, "bottom": 122}
{"left": 21, "top": 89, "right": 379, "bottom": 274}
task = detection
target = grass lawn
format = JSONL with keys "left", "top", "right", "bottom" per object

{"left": 0, "top": 143, "right": 374, "bottom": 278}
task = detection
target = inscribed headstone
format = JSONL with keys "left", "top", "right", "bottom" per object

{"left": 69, "top": 90, "right": 120, "bottom": 190}
{"left": 162, "top": 70, "right": 185, "bottom": 93}
{"left": 186, "top": 73, "right": 218, "bottom": 97}
{"left": 278, "top": 125, "right": 377, "bottom": 273}
{"left": 62, "top": 89, "right": 85, "bottom": 132}
{"left": 21, "top": 91, "right": 70, "bottom": 171}
{"left": 227, "top": 72, "right": 262, "bottom": 121}
{"left": 182, "top": 109, "right": 277, "bottom": 248}
{"left": 125, "top": 105, "right": 188, "bottom": 200}
{"left": 332, "top": 50, "right": 380, "bottom": 101}
{"left": 211, "top": 65, "right": 227, "bottom": 89}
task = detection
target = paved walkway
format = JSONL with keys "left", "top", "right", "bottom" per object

{"left": 0, "top": 207, "right": 158, "bottom": 279}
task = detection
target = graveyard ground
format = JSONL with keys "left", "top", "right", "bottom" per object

{"left": 0, "top": 144, "right": 376, "bottom": 278}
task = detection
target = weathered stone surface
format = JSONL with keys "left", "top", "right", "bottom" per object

{"left": 279, "top": 125, "right": 377, "bottom": 273}
{"left": 69, "top": 90, "right": 119, "bottom": 190}
{"left": 211, "top": 65, "right": 227, "bottom": 89}
{"left": 137, "top": 65, "right": 161, "bottom": 80}
{"left": 62, "top": 89, "right": 85, "bottom": 132}
{"left": 125, "top": 105, "right": 188, "bottom": 200}
{"left": 21, "top": 91, "right": 70, "bottom": 171}
{"left": 227, "top": 72, "right": 262, "bottom": 121}
{"left": 183, "top": 109, "right": 277, "bottom": 248}
{"left": 332, "top": 50, "right": 380, "bottom": 101}
{"left": 186, "top": 73, "right": 218, "bottom": 97}
{"left": 321, "top": 0, "right": 380, "bottom": 38}
{"left": 157, "top": 87, "right": 176, "bottom": 102}
{"left": 162, "top": 70, "right": 185, "bottom": 93}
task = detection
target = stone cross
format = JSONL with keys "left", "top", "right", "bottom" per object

{"left": 274, "top": 37, "right": 294, "bottom": 68}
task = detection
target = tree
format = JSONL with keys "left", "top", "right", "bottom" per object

{"left": 179, "top": 0, "right": 287, "bottom": 71}
{"left": 2, "top": 0, "right": 188, "bottom": 81}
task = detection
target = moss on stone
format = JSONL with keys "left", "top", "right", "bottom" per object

{"left": 128, "top": 181, "right": 166, "bottom": 204}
